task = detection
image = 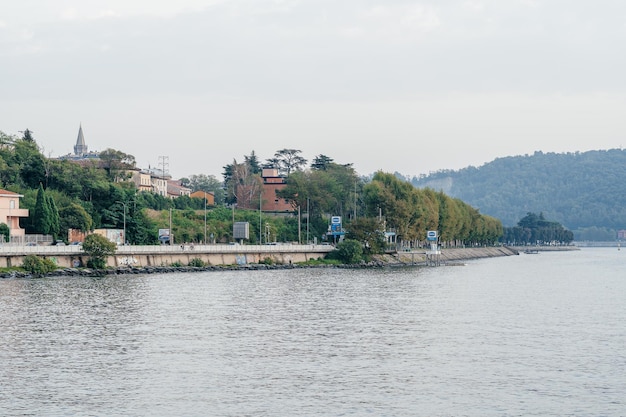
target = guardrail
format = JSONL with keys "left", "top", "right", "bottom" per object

{"left": 0, "top": 244, "right": 335, "bottom": 255}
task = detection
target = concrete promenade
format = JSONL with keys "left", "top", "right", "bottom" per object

{"left": 0, "top": 244, "right": 335, "bottom": 268}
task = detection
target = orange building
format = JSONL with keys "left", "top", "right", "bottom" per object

{"left": 0, "top": 189, "right": 29, "bottom": 243}
{"left": 190, "top": 191, "right": 215, "bottom": 206}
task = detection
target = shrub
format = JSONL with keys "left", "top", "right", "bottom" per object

{"left": 87, "top": 258, "right": 107, "bottom": 269}
{"left": 330, "top": 239, "right": 364, "bottom": 264}
{"left": 170, "top": 261, "right": 183, "bottom": 267}
{"left": 188, "top": 258, "right": 205, "bottom": 267}
{"left": 83, "top": 234, "right": 117, "bottom": 269}
{"left": 22, "top": 255, "right": 57, "bottom": 274}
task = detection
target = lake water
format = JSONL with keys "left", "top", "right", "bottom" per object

{"left": 1, "top": 248, "right": 624, "bottom": 416}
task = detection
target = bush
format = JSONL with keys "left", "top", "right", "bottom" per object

{"left": 87, "top": 258, "right": 107, "bottom": 269}
{"left": 330, "top": 239, "right": 364, "bottom": 264}
{"left": 83, "top": 234, "right": 117, "bottom": 269}
{"left": 22, "top": 255, "right": 57, "bottom": 274}
{"left": 188, "top": 258, "right": 205, "bottom": 267}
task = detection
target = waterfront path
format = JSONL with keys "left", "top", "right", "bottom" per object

{"left": 0, "top": 243, "right": 335, "bottom": 269}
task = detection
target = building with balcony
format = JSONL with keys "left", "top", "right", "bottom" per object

{"left": 0, "top": 190, "right": 29, "bottom": 243}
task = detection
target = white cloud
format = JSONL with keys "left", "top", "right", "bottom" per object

{"left": 463, "top": 1, "right": 485, "bottom": 11}
{"left": 60, "top": 7, "right": 79, "bottom": 20}
{"left": 519, "top": 0, "right": 540, "bottom": 7}
{"left": 355, "top": 4, "right": 441, "bottom": 42}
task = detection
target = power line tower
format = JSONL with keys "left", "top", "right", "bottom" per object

{"left": 158, "top": 156, "right": 169, "bottom": 177}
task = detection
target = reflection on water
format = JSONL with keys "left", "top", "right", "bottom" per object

{"left": 1, "top": 248, "right": 625, "bottom": 416}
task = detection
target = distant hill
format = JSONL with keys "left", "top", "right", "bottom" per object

{"left": 410, "top": 149, "right": 626, "bottom": 240}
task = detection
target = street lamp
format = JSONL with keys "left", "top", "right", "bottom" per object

{"left": 8, "top": 199, "right": 13, "bottom": 244}
{"left": 169, "top": 207, "right": 173, "bottom": 245}
{"left": 116, "top": 201, "right": 127, "bottom": 245}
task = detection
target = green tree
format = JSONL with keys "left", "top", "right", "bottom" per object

{"left": 59, "top": 203, "right": 93, "bottom": 233}
{"left": 47, "top": 194, "right": 60, "bottom": 239}
{"left": 330, "top": 239, "right": 364, "bottom": 264}
{"left": 345, "top": 217, "right": 386, "bottom": 255}
{"left": 502, "top": 212, "right": 573, "bottom": 245}
{"left": 244, "top": 150, "right": 262, "bottom": 174}
{"left": 310, "top": 154, "right": 334, "bottom": 171}
{"left": 83, "top": 233, "right": 117, "bottom": 269}
{"left": 21, "top": 129, "right": 35, "bottom": 142}
{"left": 33, "top": 183, "right": 52, "bottom": 234}
{"left": 270, "top": 149, "right": 307, "bottom": 177}
{"left": 98, "top": 148, "right": 136, "bottom": 181}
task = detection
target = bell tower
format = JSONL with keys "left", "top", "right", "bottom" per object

{"left": 74, "top": 124, "right": 88, "bottom": 156}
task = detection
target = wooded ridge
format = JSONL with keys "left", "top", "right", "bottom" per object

{"left": 410, "top": 149, "right": 626, "bottom": 240}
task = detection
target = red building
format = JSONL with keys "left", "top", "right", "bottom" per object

{"left": 260, "top": 168, "right": 292, "bottom": 212}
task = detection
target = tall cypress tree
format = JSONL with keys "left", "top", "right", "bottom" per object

{"left": 47, "top": 194, "right": 60, "bottom": 239}
{"left": 33, "top": 183, "right": 52, "bottom": 235}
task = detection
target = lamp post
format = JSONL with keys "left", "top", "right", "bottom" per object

{"left": 204, "top": 191, "right": 207, "bottom": 244}
{"left": 169, "top": 207, "right": 173, "bottom": 245}
{"left": 8, "top": 199, "right": 13, "bottom": 244}
{"left": 117, "top": 201, "right": 127, "bottom": 245}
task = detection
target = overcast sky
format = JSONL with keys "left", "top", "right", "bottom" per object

{"left": 2, "top": 0, "right": 625, "bottom": 179}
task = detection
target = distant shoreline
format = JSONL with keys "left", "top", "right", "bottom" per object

{"left": 508, "top": 245, "right": 580, "bottom": 252}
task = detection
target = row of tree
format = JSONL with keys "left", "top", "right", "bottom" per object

{"left": 360, "top": 172, "right": 503, "bottom": 249}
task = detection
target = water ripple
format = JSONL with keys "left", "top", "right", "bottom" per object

{"left": 1, "top": 249, "right": 625, "bottom": 416}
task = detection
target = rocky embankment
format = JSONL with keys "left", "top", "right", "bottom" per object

{"left": 373, "top": 246, "right": 520, "bottom": 266}
{"left": 1, "top": 246, "right": 527, "bottom": 279}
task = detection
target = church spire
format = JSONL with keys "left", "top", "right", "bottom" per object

{"left": 74, "top": 124, "right": 88, "bottom": 156}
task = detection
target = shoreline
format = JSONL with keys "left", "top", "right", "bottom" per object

{"left": 1, "top": 246, "right": 538, "bottom": 279}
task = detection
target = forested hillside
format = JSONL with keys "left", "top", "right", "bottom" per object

{"left": 411, "top": 149, "right": 626, "bottom": 240}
